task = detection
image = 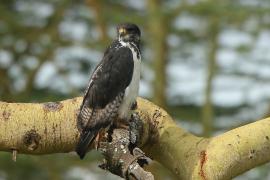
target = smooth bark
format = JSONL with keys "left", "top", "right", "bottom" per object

{"left": 0, "top": 97, "right": 270, "bottom": 179}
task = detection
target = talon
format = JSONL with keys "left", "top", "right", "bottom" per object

{"left": 131, "top": 101, "right": 137, "bottom": 110}
{"left": 132, "top": 147, "right": 144, "bottom": 156}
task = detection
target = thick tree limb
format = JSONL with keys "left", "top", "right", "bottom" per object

{"left": 1, "top": 97, "right": 270, "bottom": 179}
{"left": 98, "top": 128, "right": 153, "bottom": 180}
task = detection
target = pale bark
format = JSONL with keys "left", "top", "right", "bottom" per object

{"left": 0, "top": 97, "right": 270, "bottom": 179}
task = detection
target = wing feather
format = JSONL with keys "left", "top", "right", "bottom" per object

{"left": 76, "top": 44, "right": 134, "bottom": 158}
{"left": 85, "top": 46, "right": 133, "bottom": 109}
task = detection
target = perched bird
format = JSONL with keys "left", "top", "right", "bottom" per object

{"left": 76, "top": 23, "right": 141, "bottom": 159}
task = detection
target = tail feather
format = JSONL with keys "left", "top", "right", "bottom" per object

{"left": 76, "top": 129, "right": 98, "bottom": 159}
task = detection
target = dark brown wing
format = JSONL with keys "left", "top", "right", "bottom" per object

{"left": 85, "top": 45, "right": 134, "bottom": 109}
{"left": 76, "top": 44, "right": 134, "bottom": 159}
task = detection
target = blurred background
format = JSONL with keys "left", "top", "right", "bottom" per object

{"left": 1, "top": 0, "right": 270, "bottom": 179}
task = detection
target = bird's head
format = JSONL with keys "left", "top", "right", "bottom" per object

{"left": 117, "top": 23, "right": 141, "bottom": 44}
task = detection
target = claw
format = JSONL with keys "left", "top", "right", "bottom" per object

{"left": 130, "top": 101, "right": 137, "bottom": 110}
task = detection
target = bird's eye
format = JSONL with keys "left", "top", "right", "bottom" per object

{"left": 119, "top": 28, "right": 126, "bottom": 34}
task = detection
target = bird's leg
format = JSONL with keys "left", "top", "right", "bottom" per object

{"left": 94, "top": 133, "right": 100, "bottom": 149}
{"left": 113, "top": 122, "right": 129, "bottom": 133}
{"left": 114, "top": 117, "right": 130, "bottom": 129}
{"left": 94, "top": 129, "right": 107, "bottom": 149}
{"left": 114, "top": 100, "right": 138, "bottom": 129}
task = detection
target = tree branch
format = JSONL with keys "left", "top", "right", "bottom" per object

{"left": 0, "top": 97, "right": 270, "bottom": 179}
{"left": 98, "top": 128, "right": 153, "bottom": 180}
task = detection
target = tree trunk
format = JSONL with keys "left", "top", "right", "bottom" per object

{"left": 202, "top": 17, "right": 219, "bottom": 137}
{"left": 147, "top": 0, "right": 168, "bottom": 109}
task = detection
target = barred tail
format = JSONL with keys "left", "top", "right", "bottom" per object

{"left": 76, "top": 105, "right": 96, "bottom": 159}
{"left": 76, "top": 129, "right": 98, "bottom": 159}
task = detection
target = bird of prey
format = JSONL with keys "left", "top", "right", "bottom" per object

{"left": 76, "top": 23, "right": 141, "bottom": 159}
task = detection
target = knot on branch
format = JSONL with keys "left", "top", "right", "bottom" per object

{"left": 2, "top": 110, "right": 11, "bottom": 121}
{"left": 23, "top": 129, "right": 41, "bottom": 151}
{"left": 43, "top": 102, "right": 63, "bottom": 112}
